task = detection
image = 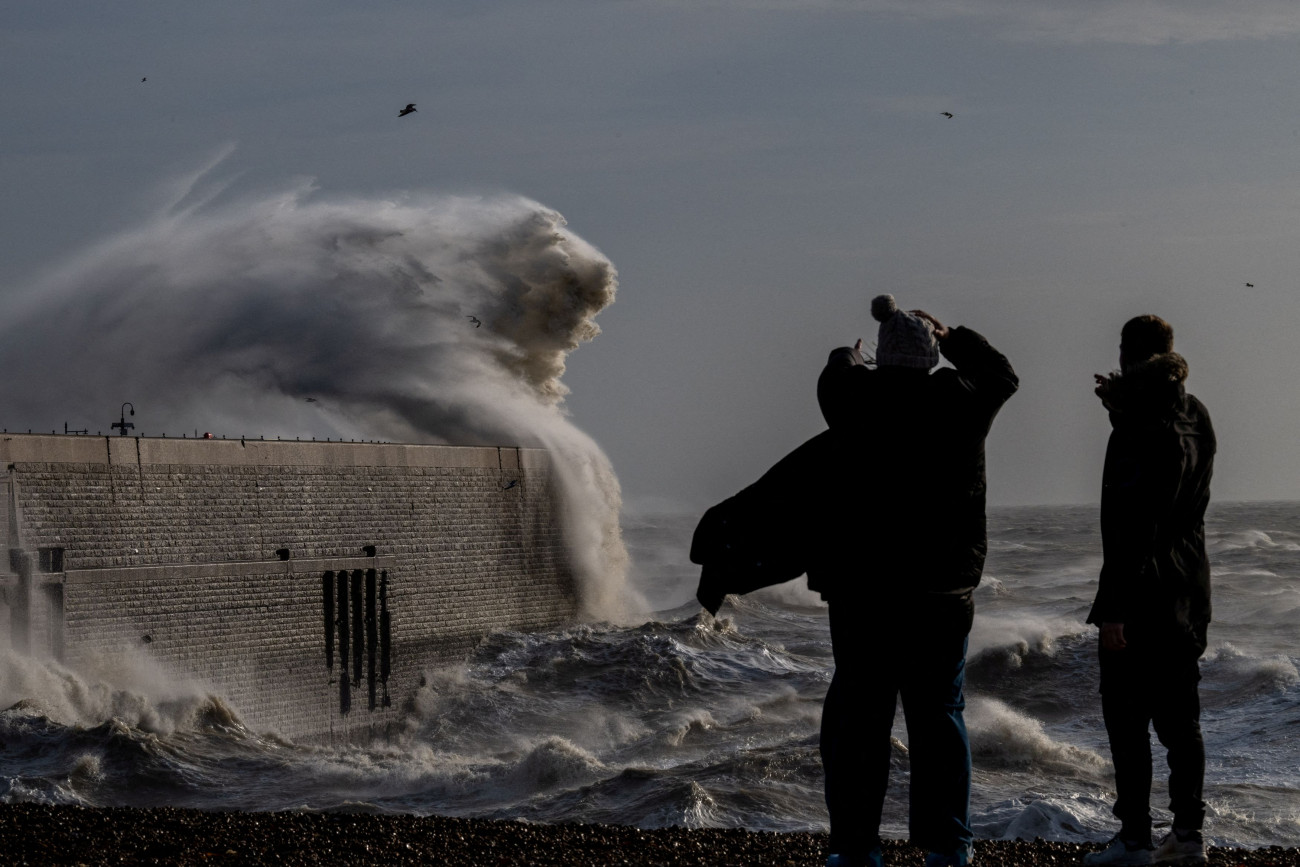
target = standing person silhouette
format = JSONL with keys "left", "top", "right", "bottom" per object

{"left": 814, "top": 295, "right": 1018, "bottom": 867}
{"left": 1083, "top": 315, "right": 1216, "bottom": 867}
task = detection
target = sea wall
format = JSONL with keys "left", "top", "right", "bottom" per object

{"left": 0, "top": 434, "right": 578, "bottom": 742}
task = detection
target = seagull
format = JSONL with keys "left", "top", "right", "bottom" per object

{"left": 467, "top": 315, "right": 482, "bottom": 327}
{"left": 1245, "top": 282, "right": 1255, "bottom": 288}
{"left": 399, "top": 103, "right": 417, "bottom": 117}
{"left": 941, "top": 112, "right": 954, "bottom": 119}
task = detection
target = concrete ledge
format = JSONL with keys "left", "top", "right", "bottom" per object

{"left": 58, "top": 556, "right": 393, "bottom": 586}
{"left": 0, "top": 434, "right": 546, "bottom": 471}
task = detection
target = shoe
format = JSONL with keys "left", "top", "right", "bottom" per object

{"left": 924, "top": 847, "right": 972, "bottom": 867}
{"left": 1152, "top": 828, "right": 1207, "bottom": 865}
{"left": 826, "top": 849, "right": 885, "bottom": 867}
{"left": 1082, "top": 835, "right": 1154, "bottom": 865}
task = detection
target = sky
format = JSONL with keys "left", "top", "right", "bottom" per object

{"left": 2, "top": 1, "right": 1299, "bottom": 513}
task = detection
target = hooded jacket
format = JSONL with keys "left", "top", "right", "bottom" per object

{"left": 690, "top": 325, "right": 1016, "bottom": 615}
{"left": 812, "top": 325, "right": 1018, "bottom": 601}
{"left": 1086, "top": 352, "right": 1216, "bottom": 655}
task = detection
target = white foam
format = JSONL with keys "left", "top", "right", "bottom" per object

{"left": 1211, "top": 529, "right": 1300, "bottom": 553}
{"left": 0, "top": 648, "right": 231, "bottom": 736}
{"left": 966, "top": 697, "right": 1107, "bottom": 774}
{"left": 969, "top": 614, "right": 1088, "bottom": 666}
{"left": 1202, "top": 643, "right": 1300, "bottom": 693}
{"left": 974, "top": 792, "right": 1118, "bottom": 842}
{"left": 661, "top": 709, "right": 720, "bottom": 747}
{"left": 751, "top": 579, "right": 827, "bottom": 609}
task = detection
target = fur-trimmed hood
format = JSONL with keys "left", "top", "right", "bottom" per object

{"left": 1099, "top": 351, "right": 1189, "bottom": 414}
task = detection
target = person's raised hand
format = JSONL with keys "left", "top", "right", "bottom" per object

{"left": 911, "top": 309, "right": 949, "bottom": 340}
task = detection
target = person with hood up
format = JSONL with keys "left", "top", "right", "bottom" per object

{"left": 1082, "top": 315, "right": 1216, "bottom": 867}
{"left": 814, "top": 295, "right": 1018, "bottom": 867}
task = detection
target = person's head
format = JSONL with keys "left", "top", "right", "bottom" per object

{"left": 871, "top": 294, "right": 939, "bottom": 370}
{"left": 1119, "top": 314, "right": 1174, "bottom": 372}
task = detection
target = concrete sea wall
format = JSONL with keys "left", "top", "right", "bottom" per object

{"left": 0, "top": 434, "right": 578, "bottom": 742}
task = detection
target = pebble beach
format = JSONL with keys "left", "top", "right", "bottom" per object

{"left": 0, "top": 805, "right": 1296, "bottom": 866}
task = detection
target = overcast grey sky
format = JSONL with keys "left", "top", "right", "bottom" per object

{"left": 3, "top": 1, "right": 1299, "bottom": 511}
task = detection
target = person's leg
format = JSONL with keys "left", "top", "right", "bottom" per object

{"left": 822, "top": 605, "right": 898, "bottom": 859}
{"left": 901, "top": 628, "right": 972, "bottom": 859}
{"left": 1151, "top": 655, "right": 1206, "bottom": 832}
{"left": 1099, "top": 645, "right": 1155, "bottom": 846}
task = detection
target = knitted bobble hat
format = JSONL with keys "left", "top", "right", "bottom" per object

{"left": 871, "top": 294, "right": 939, "bottom": 369}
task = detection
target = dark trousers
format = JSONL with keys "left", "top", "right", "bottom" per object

{"left": 1099, "top": 640, "right": 1206, "bottom": 840}
{"left": 821, "top": 601, "right": 973, "bottom": 857}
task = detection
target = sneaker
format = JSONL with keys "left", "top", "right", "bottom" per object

{"left": 924, "top": 847, "right": 972, "bottom": 867}
{"left": 826, "top": 849, "right": 885, "bottom": 867}
{"left": 1152, "top": 828, "right": 1207, "bottom": 865}
{"left": 1082, "top": 835, "right": 1155, "bottom": 865}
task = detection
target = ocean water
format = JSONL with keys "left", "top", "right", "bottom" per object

{"left": 2, "top": 502, "right": 1298, "bottom": 848}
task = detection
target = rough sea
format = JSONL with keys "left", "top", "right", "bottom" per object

{"left": 2, "top": 502, "right": 1298, "bottom": 849}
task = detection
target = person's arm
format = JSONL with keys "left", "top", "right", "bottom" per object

{"left": 913, "top": 311, "right": 1019, "bottom": 421}
{"left": 817, "top": 341, "right": 870, "bottom": 431}
{"left": 824, "top": 339, "right": 867, "bottom": 370}
{"left": 1094, "top": 373, "right": 1119, "bottom": 413}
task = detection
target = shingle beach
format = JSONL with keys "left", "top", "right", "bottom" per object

{"left": 1, "top": 804, "right": 1295, "bottom": 866}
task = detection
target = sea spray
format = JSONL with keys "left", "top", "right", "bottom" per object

{"left": 0, "top": 171, "right": 634, "bottom": 620}
{"left": 0, "top": 648, "right": 227, "bottom": 736}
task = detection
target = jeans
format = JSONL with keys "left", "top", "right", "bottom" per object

{"left": 1099, "top": 639, "right": 1206, "bottom": 839}
{"left": 821, "top": 599, "right": 973, "bottom": 858}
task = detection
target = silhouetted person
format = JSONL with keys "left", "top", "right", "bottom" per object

{"left": 1083, "top": 315, "right": 1215, "bottom": 866}
{"left": 815, "top": 295, "right": 1018, "bottom": 867}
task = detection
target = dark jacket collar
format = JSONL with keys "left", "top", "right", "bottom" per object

{"left": 1101, "top": 352, "right": 1189, "bottom": 416}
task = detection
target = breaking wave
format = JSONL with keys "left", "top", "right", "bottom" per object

{"left": 0, "top": 158, "right": 632, "bottom": 618}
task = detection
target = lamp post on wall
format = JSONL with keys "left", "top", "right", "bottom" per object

{"left": 112, "top": 402, "right": 135, "bottom": 436}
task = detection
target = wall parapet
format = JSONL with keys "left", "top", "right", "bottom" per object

{"left": 1, "top": 434, "right": 577, "bottom": 742}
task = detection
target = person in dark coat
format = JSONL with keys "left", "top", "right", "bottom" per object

{"left": 1083, "top": 315, "right": 1216, "bottom": 867}
{"left": 815, "top": 295, "right": 1018, "bottom": 867}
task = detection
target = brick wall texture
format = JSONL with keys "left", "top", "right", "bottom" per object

{"left": 1, "top": 435, "right": 578, "bottom": 742}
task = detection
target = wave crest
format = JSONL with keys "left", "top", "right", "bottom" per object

{"left": 967, "top": 698, "right": 1107, "bottom": 775}
{"left": 0, "top": 172, "right": 633, "bottom": 619}
{"left": 0, "top": 649, "right": 240, "bottom": 737}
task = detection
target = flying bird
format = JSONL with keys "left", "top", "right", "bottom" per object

{"left": 141, "top": 77, "right": 147, "bottom": 83}
{"left": 398, "top": 103, "right": 417, "bottom": 117}
{"left": 503, "top": 479, "right": 519, "bottom": 491}
{"left": 941, "top": 112, "right": 954, "bottom": 118}
{"left": 1245, "top": 282, "right": 1255, "bottom": 288}
{"left": 467, "top": 315, "right": 482, "bottom": 327}
{"left": 305, "top": 398, "right": 318, "bottom": 403}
